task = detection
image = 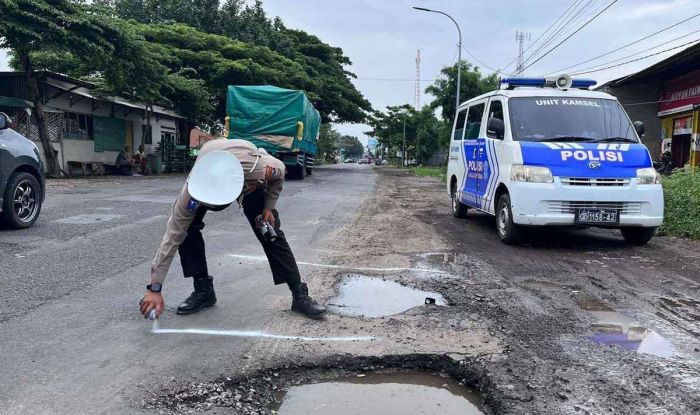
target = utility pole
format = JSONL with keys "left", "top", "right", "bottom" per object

{"left": 515, "top": 31, "right": 530, "bottom": 76}
{"left": 414, "top": 49, "right": 421, "bottom": 110}
{"left": 402, "top": 114, "right": 407, "bottom": 167}
{"left": 413, "top": 7, "right": 462, "bottom": 119}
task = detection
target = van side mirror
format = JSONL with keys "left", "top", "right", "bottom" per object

{"left": 487, "top": 117, "right": 505, "bottom": 140}
{"left": 633, "top": 121, "right": 645, "bottom": 137}
{"left": 0, "top": 112, "right": 10, "bottom": 130}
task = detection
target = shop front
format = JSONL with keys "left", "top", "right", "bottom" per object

{"left": 658, "top": 70, "right": 700, "bottom": 169}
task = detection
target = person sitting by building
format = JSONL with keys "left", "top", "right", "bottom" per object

{"left": 133, "top": 144, "right": 150, "bottom": 175}
{"left": 116, "top": 146, "right": 134, "bottom": 175}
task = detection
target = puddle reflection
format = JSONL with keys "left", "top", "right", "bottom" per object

{"left": 328, "top": 275, "right": 446, "bottom": 318}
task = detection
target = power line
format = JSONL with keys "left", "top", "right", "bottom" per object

{"left": 503, "top": 0, "right": 581, "bottom": 72}
{"left": 521, "top": 0, "right": 619, "bottom": 73}
{"left": 461, "top": 45, "right": 502, "bottom": 74}
{"left": 544, "top": 12, "right": 700, "bottom": 75}
{"left": 520, "top": 0, "right": 596, "bottom": 70}
{"left": 571, "top": 38, "right": 700, "bottom": 75}
{"left": 566, "top": 28, "right": 700, "bottom": 75}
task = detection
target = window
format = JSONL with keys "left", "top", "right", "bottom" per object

{"left": 508, "top": 97, "right": 637, "bottom": 143}
{"left": 453, "top": 110, "right": 467, "bottom": 141}
{"left": 63, "top": 112, "right": 93, "bottom": 140}
{"left": 465, "top": 103, "right": 485, "bottom": 139}
{"left": 142, "top": 124, "right": 153, "bottom": 145}
{"left": 487, "top": 100, "right": 504, "bottom": 140}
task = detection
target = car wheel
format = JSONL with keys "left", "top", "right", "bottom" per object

{"left": 451, "top": 182, "right": 468, "bottom": 218}
{"left": 621, "top": 227, "right": 656, "bottom": 245}
{"left": 496, "top": 193, "right": 523, "bottom": 244}
{"left": 1, "top": 172, "right": 42, "bottom": 229}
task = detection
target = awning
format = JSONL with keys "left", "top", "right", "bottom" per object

{"left": 0, "top": 95, "right": 33, "bottom": 109}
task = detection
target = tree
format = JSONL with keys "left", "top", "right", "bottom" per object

{"left": 0, "top": 0, "right": 120, "bottom": 175}
{"left": 426, "top": 61, "right": 499, "bottom": 124}
{"left": 337, "top": 135, "right": 364, "bottom": 158}
{"left": 318, "top": 124, "right": 342, "bottom": 163}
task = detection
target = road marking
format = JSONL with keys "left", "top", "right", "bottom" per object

{"left": 152, "top": 326, "right": 377, "bottom": 342}
{"left": 227, "top": 254, "right": 451, "bottom": 274}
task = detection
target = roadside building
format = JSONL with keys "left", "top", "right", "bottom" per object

{"left": 598, "top": 43, "right": 700, "bottom": 169}
{"left": 0, "top": 71, "right": 187, "bottom": 174}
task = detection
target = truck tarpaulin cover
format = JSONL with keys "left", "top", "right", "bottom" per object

{"left": 226, "top": 85, "right": 320, "bottom": 142}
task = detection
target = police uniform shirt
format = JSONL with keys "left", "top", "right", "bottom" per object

{"left": 149, "top": 139, "right": 286, "bottom": 284}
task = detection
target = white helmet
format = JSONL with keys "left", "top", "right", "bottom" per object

{"left": 187, "top": 150, "right": 244, "bottom": 206}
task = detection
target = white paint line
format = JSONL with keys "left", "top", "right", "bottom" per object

{"left": 227, "top": 254, "right": 451, "bottom": 274}
{"left": 152, "top": 326, "right": 377, "bottom": 342}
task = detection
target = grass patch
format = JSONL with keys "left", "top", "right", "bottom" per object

{"left": 660, "top": 171, "right": 700, "bottom": 239}
{"left": 405, "top": 166, "right": 447, "bottom": 182}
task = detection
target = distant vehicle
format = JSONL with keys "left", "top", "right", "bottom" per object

{"left": 381, "top": 159, "right": 388, "bottom": 165}
{"left": 374, "top": 159, "right": 383, "bottom": 165}
{"left": 344, "top": 158, "right": 355, "bottom": 163}
{"left": 225, "top": 85, "right": 320, "bottom": 180}
{"left": 0, "top": 112, "right": 45, "bottom": 229}
{"left": 447, "top": 75, "right": 662, "bottom": 246}
{"left": 358, "top": 158, "right": 371, "bottom": 164}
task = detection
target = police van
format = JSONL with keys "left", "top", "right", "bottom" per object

{"left": 446, "top": 75, "right": 663, "bottom": 245}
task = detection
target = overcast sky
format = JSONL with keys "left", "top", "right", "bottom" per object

{"left": 2, "top": 0, "right": 697, "bottom": 143}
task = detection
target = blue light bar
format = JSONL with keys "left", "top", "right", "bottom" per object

{"left": 501, "top": 77, "right": 546, "bottom": 87}
{"left": 570, "top": 79, "right": 597, "bottom": 88}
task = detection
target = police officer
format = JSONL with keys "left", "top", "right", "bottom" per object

{"left": 139, "top": 138, "right": 327, "bottom": 320}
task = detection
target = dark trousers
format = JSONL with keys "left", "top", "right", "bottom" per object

{"left": 178, "top": 187, "right": 302, "bottom": 288}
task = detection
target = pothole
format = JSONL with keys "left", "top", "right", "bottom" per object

{"left": 272, "top": 371, "right": 483, "bottom": 414}
{"left": 577, "top": 296, "right": 675, "bottom": 358}
{"left": 327, "top": 274, "right": 446, "bottom": 318}
{"left": 522, "top": 279, "right": 579, "bottom": 290}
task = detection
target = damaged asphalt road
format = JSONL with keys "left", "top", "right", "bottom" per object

{"left": 1, "top": 164, "right": 699, "bottom": 414}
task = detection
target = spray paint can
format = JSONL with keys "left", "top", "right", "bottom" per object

{"left": 147, "top": 309, "right": 157, "bottom": 320}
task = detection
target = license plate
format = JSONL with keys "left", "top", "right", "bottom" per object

{"left": 575, "top": 209, "right": 619, "bottom": 225}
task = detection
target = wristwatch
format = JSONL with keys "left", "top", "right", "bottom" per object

{"left": 147, "top": 283, "right": 162, "bottom": 293}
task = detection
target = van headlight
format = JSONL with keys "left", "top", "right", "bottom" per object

{"left": 511, "top": 165, "right": 553, "bottom": 183}
{"left": 636, "top": 167, "right": 660, "bottom": 185}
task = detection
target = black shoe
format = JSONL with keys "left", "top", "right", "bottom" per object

{"left": 177, "top": 276, "right": 217, "bottom": 315}
{"left": 291, "top": 283, "right": 327, "bottom": 319}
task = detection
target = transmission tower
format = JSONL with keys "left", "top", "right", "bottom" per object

{"left": 414, "top": 49, "right": 421, "bottom": 109}
{"left": 515, "top": 31, "right": 531, "bottom": 76}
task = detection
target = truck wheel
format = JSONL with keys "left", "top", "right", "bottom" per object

{"left": 288, "top": 164, "right": 305, "bottom": 180}
{"left": 496, "top": 193, "right": 523, "bottom": 244}
{"left": 1, "top": 172, "right": 42, "bottom": 229}
{"left": 621, "top": 227, "right": 656, "bottom": 245}
{"left": 451, "top": 182, "right": 468, "bottom": 218}
{"left": 306, "top": 167, "right": 312, "bottom": 176}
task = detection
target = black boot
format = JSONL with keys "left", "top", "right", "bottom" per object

{"left": 177, "top": 276, "right": 217, "bottom": 315}
{"left": 291, "top": 283, "right": 327, "bottom": 319}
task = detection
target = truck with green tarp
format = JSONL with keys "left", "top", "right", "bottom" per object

{"left": 225, "top": 85, "right": 321, "bottom": 179}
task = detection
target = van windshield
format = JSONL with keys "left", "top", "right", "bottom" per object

{"left": 508, "top": 97, "right": 638, "bottom": 143}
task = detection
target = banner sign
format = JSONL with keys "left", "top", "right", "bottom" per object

{"left": 673, "top": 116, "right": 693, "bottom": 135}
{"left": 660, "top": 71, "right": 700, "bottom": 112}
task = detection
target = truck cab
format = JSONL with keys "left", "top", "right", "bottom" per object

{"left": 446, "top": 76, "right": 663, "bottom": 245}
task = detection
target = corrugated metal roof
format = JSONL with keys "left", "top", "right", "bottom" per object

{"left": 0, "top": 95, "right": 33, "bottom": 108}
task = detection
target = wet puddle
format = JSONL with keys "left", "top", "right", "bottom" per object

{"left": 577, "top": 297, "right": 675, "bottom": 358}
{"left": 272, "top": 371, "right": 484, "bottom": 415}
{"left": 328, "top": 275, "right": 446, "bottom": 318}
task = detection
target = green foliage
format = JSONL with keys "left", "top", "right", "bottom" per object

{"left": 426, "top": 61, "right": 499, "bottom": 123}
{"left": 367, "top": 104, "right": 449, "bottom": 164}
{"left": 660, "top": 171, "right": 700, "bottom": 239}
{"left": 406, "top": 166, "right": 447, "bottom": 182}
{"left": 338, "top": 135, "right": 364, "bottom": 158}
{"left": 318, "top": 124, "right": 342, "bottom": 163}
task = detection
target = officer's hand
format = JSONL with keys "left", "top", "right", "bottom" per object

{"left": 140, "top": 291, "right": 164, "bottom": 319}
{"left": 262, "top": 208, "right": 276, "bottom": 228}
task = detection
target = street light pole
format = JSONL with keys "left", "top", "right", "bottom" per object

{"left": 402, "top": 113, "right": 407, "bottom": 167}
{"left": 413, "top": 6, "right": 462, "bottom": 119}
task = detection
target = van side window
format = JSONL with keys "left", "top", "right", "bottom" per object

{"left": 465, "top": 103, "right": 485, "bottom": 139}
{"left": 487, "top": 100, "right": 504, "bottom": 140}
{"left": 453, "top": 110, "right": 467, "bottom": 141}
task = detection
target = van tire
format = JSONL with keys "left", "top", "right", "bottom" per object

{"left": 621, "top": 227, "right": 656, "bottom": 245}
{"left": 496, "top": 193, "right": 522, "bottom": 244}
{"left": 451, "top": 183, "right": 468, "bottom": 218}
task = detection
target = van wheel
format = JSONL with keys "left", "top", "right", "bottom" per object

{"left": 496, "top": 193, "right": 522, "bottom": 244}
{"left": 621, "top": 227, "right": 656, "bottom": 245}
{"left": 451, "top": 183, "right": 468, "bottom": 218}
{"left": 1, "top": 172, "right": 42, "bottom": 229}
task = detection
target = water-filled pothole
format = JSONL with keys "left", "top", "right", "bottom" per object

{"left": 272, "top": 371, "right": 484, "bottom": 415}
{"left": 327, "top": 275, "right": 446, "bottom": 318}
{"left": 577, "top": 297, "right": 675, "bottom": 358}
